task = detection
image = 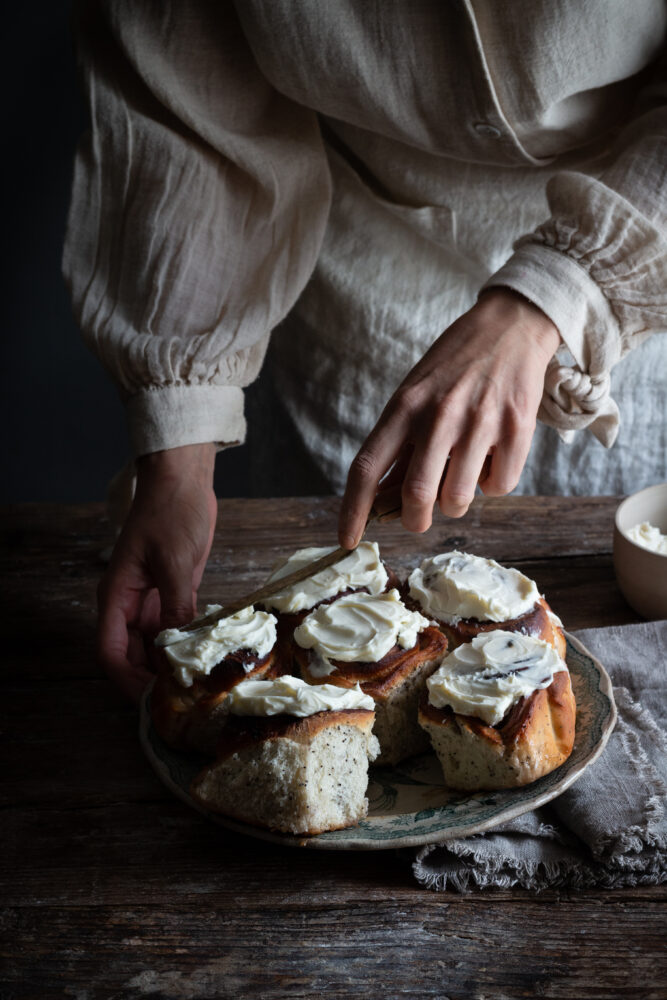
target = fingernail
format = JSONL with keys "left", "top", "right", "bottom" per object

{"left": 341, "top": 533, "right": 357, "bottom": 549}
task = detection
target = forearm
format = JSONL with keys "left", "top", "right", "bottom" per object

{"left": 135, "top": 443, "right": 217, "bottom": 496}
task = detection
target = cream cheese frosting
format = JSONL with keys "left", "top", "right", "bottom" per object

{"left": 627, "top": 521, "right": 667, "bottom": 555}
{"left": 262, "top": 541, "right": 389, "bottom": 614}
{"left": 426, "top": 630, "right": 567, "bottom": 726}
{"left": 294, "top": 588, "right": 431, "bottom": 677}
{"left": 408, "top": 550, "right": 540, "bottom": 624}
{"left": 155, "top": 605, "right": 277, "bottom": 688}
{"left": 225, "top": 675, "right": 375, "bottom": 716}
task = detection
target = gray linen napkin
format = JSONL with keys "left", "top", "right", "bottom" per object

{"left": 413, "top": 620, "right": 667, "bottom": 891}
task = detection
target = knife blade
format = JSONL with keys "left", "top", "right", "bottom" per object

{"left": 180, "top": 488, "right": 403, "bottom": 632}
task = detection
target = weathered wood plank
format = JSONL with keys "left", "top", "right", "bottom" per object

{"left": 1, "top": 800, "right": 664, "bottom": 908}
{"left": 0, "top": 498, "right": 660, "bottom": 1000}
{"left": 1, "top": 899, "right": 665, "bottom": 999}
{"left": 1, "top": 496, "right": 623, "bottom": 581}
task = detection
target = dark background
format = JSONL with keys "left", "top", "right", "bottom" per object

{"left": 2, "top": 5, "right": 252, "bottom": 503}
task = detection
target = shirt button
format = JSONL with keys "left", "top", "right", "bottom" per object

{"left": 473, "top": 121, "right": 501, "bottom": 138}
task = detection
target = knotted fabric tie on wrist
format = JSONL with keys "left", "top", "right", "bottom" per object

{"left": 538, "top": 361, "right": 620, "bottom": 447}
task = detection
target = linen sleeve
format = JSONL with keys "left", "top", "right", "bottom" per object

{"left": 62, "top": 0, "right": 332, "bottom": 456}
{"left": 482, "top": 52, "right": 667, "bottom": 447}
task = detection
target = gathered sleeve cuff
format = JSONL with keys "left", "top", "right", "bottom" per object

{"left": 482, "top": 77, "right": 667, "bottom": 448}
{"left": 481, "top": 221, "right": 623, "bottom": 447}
{"left": 63, "top": 1, "right": 332, "bottom": 457}
{"left": 125, "top": 384, "right": 245, "bottom": 456}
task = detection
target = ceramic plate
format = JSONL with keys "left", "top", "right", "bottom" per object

{"left": 139, "top": 632, "right": 616, "bottom": 850}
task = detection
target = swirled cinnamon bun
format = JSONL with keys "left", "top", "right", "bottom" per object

{"left": 261, "top": 541, "right": 400, "bottom": 635}
{"left": 418, "top": 630, "right": 576, "bottom": 789}
{"left": 189, "top": 676, "right": 379, "bottom": 835}
{"left": 151, "top": 605, "right": 286, "bottom": 755}
{"left": 407, "top": 551, "right": 565, "bottom": 657}
{"left": 293, "top": 589, "right": 448, "bottom": 765}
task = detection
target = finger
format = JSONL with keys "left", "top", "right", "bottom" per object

{"left": 97, "top": 600, "right": 152, "bottom": 704}
{"left": 400, "top": 425, "right": 452, "bottom": 533}
{"left": 338, "top": 409, "right": 409, "bottom": 548}
{"left": 479, "top": 425, "right": 533, "bottom": 497}
{"left": 155, "top": 555, "right": 196, "bottom": 630}
{"left": 372, "top": 446, "right": 413, "bottom": 521}
{"left": 97, "top": 580, "right": 129, "bottom": 671}
{"left": 377, "top": 443, "right": 413, "bottom": 491}
{"left": 129, "top": 625, "right": 165, "bottom": 679}
{"left": 137, "top": 587, "right": 162, "bottom": 636}
{"left": 478, "top": 452, "right": 493, "bottom": 484}
{"left": 439, "top": 427, "right": 494, "bottom": 518}
{"left": 137, "top": 587, "right": 164, "bottom": 675}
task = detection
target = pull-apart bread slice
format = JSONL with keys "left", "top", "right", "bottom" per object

{"left": 419, "top": 630, "right": 576, "bottom": 790}
{"left": 151, "top": 605, "right": 285, "bottom": 755}
{"left": 408, "top": 551, "right": 565, "bottom": 657}
{"left": 261, "top": 541, "right": 400, "bottom": 638}
{"left": 293, "top": 589, "right": 448, "bottom": 766}
{"left": 190, "top": 676, "right": 379, "bottom": 835}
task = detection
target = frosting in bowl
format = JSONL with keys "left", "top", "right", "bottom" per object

{"left": 627, "top": 521, "right": 667, "bottom": 555}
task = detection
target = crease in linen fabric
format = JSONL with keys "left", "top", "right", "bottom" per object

{"left": 412, "top": 620, "right": 667, "bottom": 892}
{"left": 63, "top": 1, "right": 667, "bottom": 496}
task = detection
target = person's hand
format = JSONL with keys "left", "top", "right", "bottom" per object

{"left": 338, "top": 288, "right": 561, "bottom": 546}
{"left": 97, "top": 443, "right": 218, "bottom": 703}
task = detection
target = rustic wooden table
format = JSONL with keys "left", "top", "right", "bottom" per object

{"left": 2, "top": 497, "right": 665, "bottom": 999}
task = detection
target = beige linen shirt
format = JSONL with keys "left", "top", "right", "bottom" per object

{"left": 63, "top": 1, "right": 667, "bottom": 496}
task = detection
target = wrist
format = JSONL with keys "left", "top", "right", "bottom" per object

{"left": 135, "top": 443, "right": 217, "bottom": 491}
{"left": 478, "top": 286, "right": 561, "bottom": 360}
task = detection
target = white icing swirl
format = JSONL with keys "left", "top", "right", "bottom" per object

{"left": 155, "top": 605, "right": 277, "bottom": 688}
{"left": 627, "top": 522, "right": 667, "bottom": 555}
{"left": 294, "top": 589, "right": 431, "bottom": 676}
{"left": 225, "top": 675, "right": 374, "bottom": 716}
{"left": 427, "top": 630, "right": 567, "bottom": 726}
{"left": 409, "top": 550, "right": 540, "bottom": 624}
{"left": 262, "top": 541, "right": 389, "bottom": 614}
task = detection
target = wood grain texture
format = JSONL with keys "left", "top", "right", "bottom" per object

{"left": 1, "top": 498, "right": 663, "bottom": 999}
{"left": 1, "top": 897, "right": 665, "bottom": 999}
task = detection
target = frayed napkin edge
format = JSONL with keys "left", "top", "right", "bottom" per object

{"left": 413, "top": 844, "right": 667, "bottom": 893}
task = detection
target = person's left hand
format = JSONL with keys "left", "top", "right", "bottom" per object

{"left": 338, "top": 287, "right": 561, "bottom": 546}
{"left": 97, "top": 443, "right": 218, "bottom": 703}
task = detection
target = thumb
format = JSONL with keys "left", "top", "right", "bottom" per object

{"left": 156, "top": 560, "right": 196, "bottom": 630}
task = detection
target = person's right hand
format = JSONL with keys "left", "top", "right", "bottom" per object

{"left": 97, "top": 443, "right": 218, "bottom": 703}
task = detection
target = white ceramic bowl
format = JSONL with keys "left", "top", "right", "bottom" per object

{"left": 613, "top": 483, "right": 667, "bottom": 620}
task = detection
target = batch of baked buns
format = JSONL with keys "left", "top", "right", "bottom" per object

{"left": 150, "top": 543, "right": 576, "bottom": 836}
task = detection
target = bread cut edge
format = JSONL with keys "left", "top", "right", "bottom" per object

{"left": 189, "top": 709, "right": 380, "bottom": 835}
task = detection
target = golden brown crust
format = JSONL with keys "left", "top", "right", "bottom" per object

{"left": 418, "top": 668, "right": 576, "bottom": 788}
{"left": 295, "top": 625, "right": 448, "bottom": 702}
{"left": 409, "top": 595, "right": 566, "bottom": 657}
{"left": 150, "top": 645, "right": 286, "bottom": 754}
{"left": 212, "top": 708, "right": 376, "bottom": 761}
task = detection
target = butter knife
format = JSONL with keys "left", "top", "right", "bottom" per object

{"left": 180, "top": 490, "right": 402, "bottom": 632}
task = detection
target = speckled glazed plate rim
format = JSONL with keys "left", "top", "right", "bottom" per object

{"left": 139, "top": 632, "right": 617, "bottom": 851}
